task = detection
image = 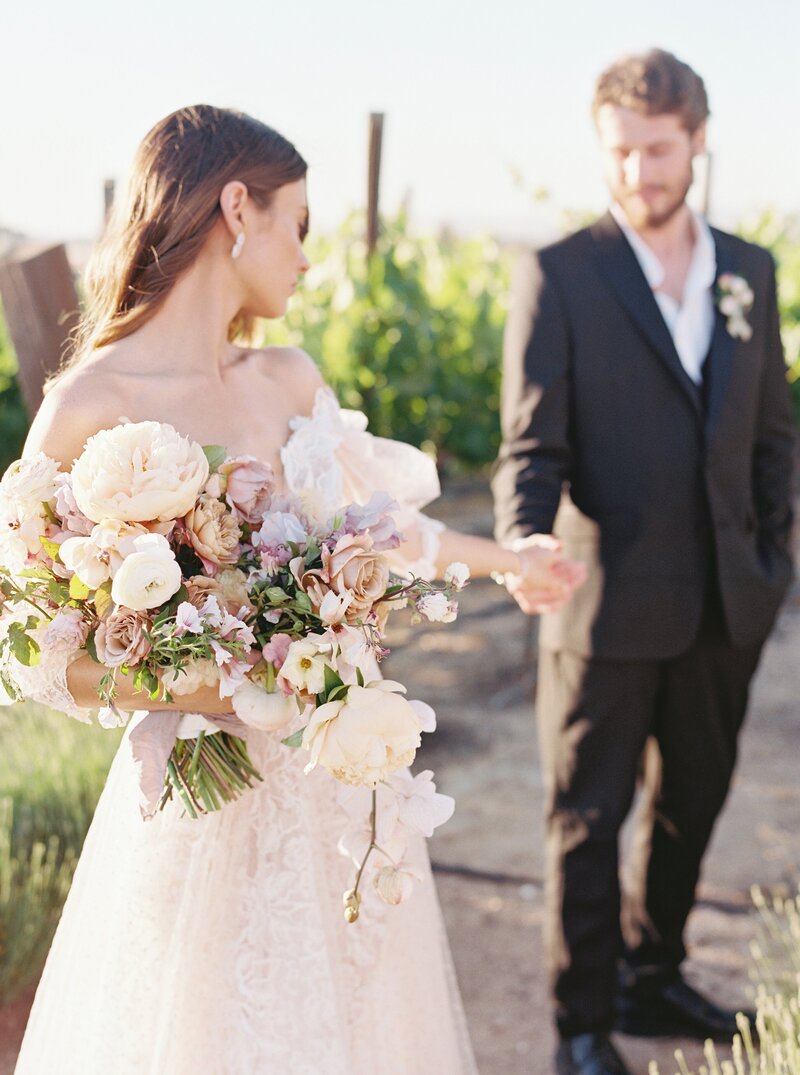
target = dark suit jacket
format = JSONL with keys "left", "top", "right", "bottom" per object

{"left": 492, "top": 212, "right": 795, "bottom": 659}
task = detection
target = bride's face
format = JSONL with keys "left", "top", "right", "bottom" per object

{"left": 237, "top": 178, "right": 310, "bottom": 318}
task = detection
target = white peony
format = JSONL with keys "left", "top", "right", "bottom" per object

{"left": 0, "top": 453, "right": 61, "bottom": 518}
{"left": 231, "top": 679, "right": 298, "bottom": 730}
{"left": 70, "top": 421, "right": 209, "bottom": 523}
{"left": 302, "top": 681, "right": 422, "bottom": 786}
{"left": 110, "top": 533, "right": 182, "bottom": 611}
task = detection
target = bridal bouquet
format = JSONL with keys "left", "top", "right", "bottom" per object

{"left": 0, "top": 419, "right": 466, "bottom": 919}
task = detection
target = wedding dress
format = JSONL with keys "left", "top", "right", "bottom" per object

{"left": 13, "top": 389, "right": 478, "bottom": 1075}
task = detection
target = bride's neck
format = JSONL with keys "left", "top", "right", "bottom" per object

{"left": 125, "top": 253, "right": 242, "bottom": 378}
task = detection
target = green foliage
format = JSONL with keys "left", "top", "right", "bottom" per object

{"left": 0, "top": 304, "right": 29, "bottom": 476}
{"left": 265, "top": 211, "right": 512, "bottom": 471}
{"left": 737, "top": 210, "right": 800, "bottom": 422}
{"left": 0, "top": 704, "right": 120, "bottom": 1002}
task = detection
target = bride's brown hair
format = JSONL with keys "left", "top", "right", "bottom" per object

{"left": 53, "top": 104, "right": 307, "bottom": 386}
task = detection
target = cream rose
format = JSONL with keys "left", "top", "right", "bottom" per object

{"left": 94, "top": 607, "right": 152, "bottom": 667}
{"left": 70, "top": 421, "right": 209, "bottom": 523}
{"left": 321, "top": 534, "right": 390, "bottom": 624}
{"left": 301, "top": 682, "right": 423, "bottom": 786}
{"left": 184, "top": 495, "right": 241, "bottom": 566}
{"left": 110, "top": 534, "right": 182, "bottom": 611}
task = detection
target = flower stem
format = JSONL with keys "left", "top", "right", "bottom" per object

{"left": 351, "top": 788, "right": 378, "bottom": 903}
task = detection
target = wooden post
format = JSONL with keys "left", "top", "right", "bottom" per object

{"left": 367, "top": 113, "right": 385, "bottom": 257}
{"left": 103, "top": 178, "right": 116, "bottom": 223}
{"left": 0, "top": 244, "right": 80, "bottom": 415}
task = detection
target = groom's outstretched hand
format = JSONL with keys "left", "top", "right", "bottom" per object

{"left": 504, "top": 535, "right": 587, "bottom": 616}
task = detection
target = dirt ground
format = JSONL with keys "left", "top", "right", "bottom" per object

{"left": 2, "top": 479, "right": 798, "bottom": 1075}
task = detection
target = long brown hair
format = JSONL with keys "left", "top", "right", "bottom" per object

{"left": 54, "top": 104, "right": 307, "bottom": 386}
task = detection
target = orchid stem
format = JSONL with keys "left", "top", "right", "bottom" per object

{"left": 352, "top": 788, "right": 378, "bottom": 902}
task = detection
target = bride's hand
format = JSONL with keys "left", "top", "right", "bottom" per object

{"left": 505, "top": 535, "right": 587, "bottom": 616}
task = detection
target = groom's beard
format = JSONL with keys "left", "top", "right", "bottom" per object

{"left": 613, "top": 164, "right": 694, "bottom": 231}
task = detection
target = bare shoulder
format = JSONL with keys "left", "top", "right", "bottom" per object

{"left": 24, "top": 361, "right": 132, "bottom": 468}
{"left": 248, "top": 345, "right": 326, "bottom": 414}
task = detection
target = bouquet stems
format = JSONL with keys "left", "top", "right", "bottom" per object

{"left": 159, "top": 732, "right": 263, "bottom": 818}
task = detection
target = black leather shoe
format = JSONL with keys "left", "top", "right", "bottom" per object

{"left": 555, "top": 1032, "right": 633, "bottom": 1075}
{"left": 615, "top": 972, "right": 754, "bottom": 1041}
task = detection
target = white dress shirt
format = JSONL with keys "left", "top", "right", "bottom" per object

{"left": 610, "top": 203, "right": 717, "bottom": 385}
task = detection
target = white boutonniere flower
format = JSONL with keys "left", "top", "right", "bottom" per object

{"left": 716, "top": 273, "right": 754, "bottom": 341}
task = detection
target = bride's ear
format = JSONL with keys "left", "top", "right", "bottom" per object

{"left": 219, "top": 181, "right": 249, "bottom": 240}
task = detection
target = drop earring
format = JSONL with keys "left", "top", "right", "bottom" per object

{"left": 231, "top": 232, "right": 246, "bottom": 259}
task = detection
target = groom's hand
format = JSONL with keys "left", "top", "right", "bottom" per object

{"left": 504, "top": 536, "right": 587, "bottom": 616}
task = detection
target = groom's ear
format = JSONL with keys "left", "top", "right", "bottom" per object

{"left": 219, "top": 180, "right": 249, "bottom": 236}
{"left": 690, "top": 121, "right": 707, "bottom": 158}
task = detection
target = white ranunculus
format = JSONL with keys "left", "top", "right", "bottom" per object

{"left": 60, "top": 520, "right": 148, "bottom": 589}
{"left": 231, "top": 679, "right": 298, "bottom": 730}
{"left": 280, "top": 637, "right": 332, "bottom": 696}
{"left": 301, "top": 683, "right": 422, "bottom": 786}
{"left": 70, "top": 421, "right": 209, "bottom": 523}
{"left": 110, "top": 533, "right": 182, "bottom": 611}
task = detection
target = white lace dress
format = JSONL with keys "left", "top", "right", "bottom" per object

{"left": 13, "top": 391, "right": 478, "bottom": 1075}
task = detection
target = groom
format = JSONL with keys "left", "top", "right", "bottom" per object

{"left": 492, "top": 49, "right": 794, "bottom": 1075}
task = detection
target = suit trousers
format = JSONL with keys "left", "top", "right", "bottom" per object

{"left": 536, "top": 601, "right": 763, "bottom": 1037}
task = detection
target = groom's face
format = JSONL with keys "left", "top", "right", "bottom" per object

{"left": 596, "top": 104, "right": 706, "bottom": 230}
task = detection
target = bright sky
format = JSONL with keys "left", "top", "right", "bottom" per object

{"left": 1, "top": 0, "right": 797, "bottom": 246}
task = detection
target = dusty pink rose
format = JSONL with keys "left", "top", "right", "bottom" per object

{"left": 321, "top": 534, "right": 390, "bottom": 624}
{"left": 95, "top": 608, "right": 152, "bottom": 668}
{"left": 219, "top": 456, "right": 275, "bottom": 524}
{"left": 43, "top": 609, "right": 89, "bottom": 653}
{"left": 185, "top": 575, "right": 226, "bottom": 610}
{"left": 184, "top": 495, "right": 241, "bottom": 567}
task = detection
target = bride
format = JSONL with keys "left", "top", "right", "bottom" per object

{"left": 11, "top": 105, "right": 584, "bottom": 1074}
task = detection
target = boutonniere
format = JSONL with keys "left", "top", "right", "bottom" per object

{"left": 716, "top": 273, "right": 754, "bottom": 341}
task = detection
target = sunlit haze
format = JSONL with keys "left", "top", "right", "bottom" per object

{"left": 1, "top": 0, "right": 796, "bottom": 248}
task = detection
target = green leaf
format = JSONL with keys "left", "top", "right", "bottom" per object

{"left": 203, "top": 445, "right": 227, "bottom": 473}
{"left": 356, "top": 666, "right": 365, "bottom": 687}
{"left": 8, "top": 623, "right": 40, "bottom": 667}
{"left": 323, "top": 664, "right": 343, "bottom": 697}
{"left": 94, "top": 582, "right": 114, "bottom": 621}
{"left": 281, "top": 726, "right": 306, "bottom": 749}
{"left": 266, "top": 586, "right": 290, "bottom": 604}
{"left": 69, "top": 574, "right": 91, "bottom": 601}
{"left": 85, "top": 629, "right": 99, "bottom": 663}
{"left": 39, "top": 535, "right": 62, "bottom": 561}
{"left": 294, "top": 592, "right": 313, "bottom": 614}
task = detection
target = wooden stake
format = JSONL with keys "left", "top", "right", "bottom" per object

{"left": 367, "top": 113, "right": 385, "bottom": 257}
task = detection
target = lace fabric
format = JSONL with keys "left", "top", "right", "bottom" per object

{"left": 14, "top": 390, "right": 476, "bottom": 1075}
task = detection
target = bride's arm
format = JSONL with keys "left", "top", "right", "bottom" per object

{"left": 66, "top": 655, "right": 234, "bottom": 715}
{"left": 395, "top": 521, "right": 586, "bottom": 610}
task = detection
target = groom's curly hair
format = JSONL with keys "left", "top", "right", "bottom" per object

{"left": 592, "top": 49, "right": 710, "bottom": 133}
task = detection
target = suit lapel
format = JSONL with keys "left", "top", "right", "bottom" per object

{"left": 589, "top": 212, "right": 703, "bottom": 421}
{"left": 703, "top": 229, "right": 738, "bottom": 439}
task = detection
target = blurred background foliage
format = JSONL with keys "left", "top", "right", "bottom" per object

{"left": 0, "top": 209, "right": 796, "bottom": 1006}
